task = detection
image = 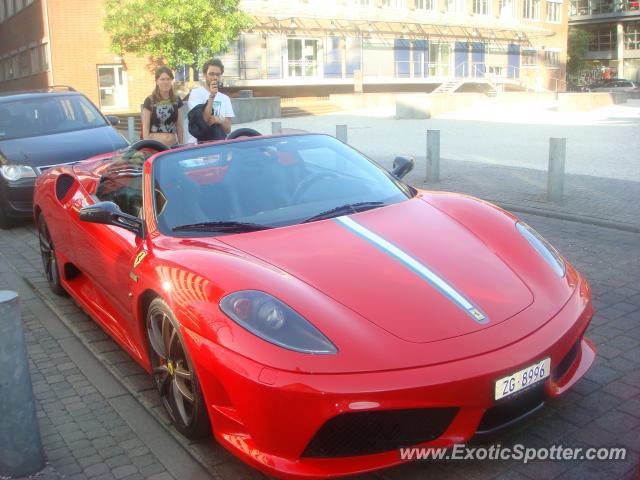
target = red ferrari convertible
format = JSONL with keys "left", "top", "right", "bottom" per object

{"left": 33, "top": 132, "right": 595, "bottom": 479}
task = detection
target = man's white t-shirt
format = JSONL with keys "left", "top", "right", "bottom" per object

{"left": 185, "top": 85, "right": 235, "bottom": 144}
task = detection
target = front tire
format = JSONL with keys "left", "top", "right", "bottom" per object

{"left": 38, "top": 215, "right": 66, "bottom": 296}
{"left": 146, "top": 298, "right": 211, "bottom": 440}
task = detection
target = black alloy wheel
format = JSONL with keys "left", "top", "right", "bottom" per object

{"left": 38, "top": 215, "right": 66, "bottom": 296}
{"left": 146, "top": 298, "right": 211, "bottom": 440}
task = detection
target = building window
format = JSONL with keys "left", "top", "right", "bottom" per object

{"left": 620, "top": 0, "right": 640, "bottom": 12}
{"left": 287, "top": 38, "right": 320, "bottom": 78}
{"left": 522, "top": 49, "right": 538, "bottom": 65}
{"left": 1, "top": 0, "right": 5, "bottom": 22}
{"left": 19, "top": 50, "right": 29, "bottom": 77}
{"left": 523, "top": 0, "right": 541, "bottom": 18}
{"left": 428, "top": 42, "right": 451, "bottom": 76}
{"left": 381, "top": 0, "right": 406, "bottom": 7}
{"left": 97, "top": 65, "right": 129, "bottom": 109}
{"left": 352, "top": 0, "right": 371, "bottom": 4}
{"left": 15, "top": 0, "right": 23, "bottom": 12}
{"left": 544, "top": 50, "right": 560, "bottom": 67}
{"left": 499, "top": 0, "right": 516, "bottom": 17}
{"left": 587, "top": 24, "right": 615, "bottom": 50}
{"left": 30, "top": 47, "right": 39, "bottom": 74}
{"left": 40, "top": 43, "right": 50, "bottom": 71}
{"left": 547, "top": 0, "right": 562, "bottom": 21}
{"left": 415, "top": 0, "right": 436, "bottom": 9}
{"left": 624, "top": 22, "right": 640, "bottom": 49}
{"left": 446, "top": 0, "right": 466, "bottom": 12}
{"left": 8, "top": 0, "right": 14, "bottom": 17}
{"left": 12, "top": 56, "right": 19, "bottom": 78}
{"left": 473, "top": 0, "right": 490, "bottom": 14}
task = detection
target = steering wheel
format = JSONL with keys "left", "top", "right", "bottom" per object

{"left": 128, "top": 139, "right": 170, "bottom": 152}
{"left": 226, "top": 128, "right": 262, "bottom": 140}
{"left": 292, "top": 172, "right": 340, "bottom": 202}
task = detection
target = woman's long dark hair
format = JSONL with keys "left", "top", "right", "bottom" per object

{"left": 151, "top": 66, "right": 176, "bottom": 103}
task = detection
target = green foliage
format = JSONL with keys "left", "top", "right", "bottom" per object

{"left": 103, "top": 0, "right": 253, "bottom": 69}
{"left": 567, "top": 28, "right": 591, "bottom": 77}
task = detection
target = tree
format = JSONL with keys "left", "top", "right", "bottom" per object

{"left": 567, "top": 28, "right": 591, "bottom": 78}
{"left": 103, "top": 0, "right": 253, "bottom": 69}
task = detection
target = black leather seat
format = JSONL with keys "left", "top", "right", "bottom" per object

{"left": 222, "top": 149, "right": 290, "bottom": 217}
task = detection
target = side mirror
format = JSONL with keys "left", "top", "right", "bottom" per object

{"left": 80, "top": 201, "right": 145, "bottom": 238}
{"left": 106, "top": 115, "right": 120, "bottom": 126}
{"left": 391, "top": 156, "right": 415, "bottom": 180}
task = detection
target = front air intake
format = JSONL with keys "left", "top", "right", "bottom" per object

{"left": 302, "top": 407, "right": 458, "bottom": 458}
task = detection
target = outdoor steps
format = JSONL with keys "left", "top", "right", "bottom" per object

{"left": 281, "top": 100, "right": 342, "bottom": 117}
{"left": 432, "top": 80, "right": 463, "bottom": 94}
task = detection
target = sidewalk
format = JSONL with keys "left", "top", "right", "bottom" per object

{"left": 0, "top": 253, "right": 214, "bottom": 480}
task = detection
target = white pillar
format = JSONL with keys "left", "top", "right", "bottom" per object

{"left": 617, "top": 22, "right": 625, "bottom": 78}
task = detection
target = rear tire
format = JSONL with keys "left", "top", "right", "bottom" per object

{"left": 38, "top": 215, "right": 66, "bottom": 296}
{"left": 146, "top": 298, "right": 211, "bottom": 440}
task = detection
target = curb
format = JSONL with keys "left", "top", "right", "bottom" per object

{"left": 493, "top": 201, "right": 640, "bottom": 233}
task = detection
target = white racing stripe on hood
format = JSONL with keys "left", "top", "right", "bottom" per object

{"left": 334, "top": 215, "right": 489, "bottom": 324}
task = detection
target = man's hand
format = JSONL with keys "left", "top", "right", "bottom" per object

{"left": 208, "top": 80, "right": 219, "bottom": 97}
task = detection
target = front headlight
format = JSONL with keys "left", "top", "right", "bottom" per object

{"left": 516, "top": 222, "right": 566, "bottom": 277}
{"left": 0, "top": 165, "right": 37, "bottom": 181}
{"left": 220, "top": 290, "right": 338, "bottom": 354}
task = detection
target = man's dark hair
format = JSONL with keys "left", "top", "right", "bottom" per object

{"left": 202, "top": 58, "right": 225, "bottom": 75}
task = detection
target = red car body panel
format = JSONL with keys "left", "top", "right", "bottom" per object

{"left": 32, "top": 138, "right": 596, "bottom": 479}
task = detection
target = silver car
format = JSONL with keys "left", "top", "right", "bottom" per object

{"left": 590, "top": 80, "right": 639, "bottom": 93}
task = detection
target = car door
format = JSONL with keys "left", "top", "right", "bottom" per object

{"left": 70, "top": 159, "right": 146, "bottom": 352}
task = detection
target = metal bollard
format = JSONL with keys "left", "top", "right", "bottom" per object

{"left": 0, "top": 291, "right": 45, "bottom": 477}
{"left": 547, "top": 138, "right": 566, "bottom": 203}
{"left": 426, "top": 130, "right": 441, "bottom": 182}
{"left": 127, "top": 117, "right": 135, "bottom": 143}
{"left": 272, "top": 121, "right": 282, "bottom": 134}
{"left": 336, "top": 124, "right": 348, "bottom": 144}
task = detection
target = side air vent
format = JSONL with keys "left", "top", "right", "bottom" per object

{"left": 56, "top": 174, "right": 76, "bottom": 201}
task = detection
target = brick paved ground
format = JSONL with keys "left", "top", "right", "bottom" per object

{"left": 0, "top": 257, "right": 177, "bottom": 480}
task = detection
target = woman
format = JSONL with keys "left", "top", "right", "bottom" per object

{"left": 142, "top": 66, "right": 184, "bottom": 146}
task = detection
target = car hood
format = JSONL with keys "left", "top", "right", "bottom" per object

{"left": 0, "top": 126, "right": 127, "bottom": 168}
{"left": 220, "top": 198, "right": 534, "bottom": 343}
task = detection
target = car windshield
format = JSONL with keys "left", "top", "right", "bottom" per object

{"left": 0, "top": 94, "right": 108, "bottom": 140}
{"left": 152, "top": 134, "right": 412, "bottom": 236}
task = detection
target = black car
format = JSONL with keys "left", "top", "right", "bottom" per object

{"left": 0, "top": 87, "right": 129, "bottom": 227}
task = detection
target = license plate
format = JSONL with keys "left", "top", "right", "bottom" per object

{"left": 494, "top": 358, "right": 551, "bottom": 401}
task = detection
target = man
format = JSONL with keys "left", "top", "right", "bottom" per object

{"left": 186, "top": 59, "right": 235, "bottom": 143}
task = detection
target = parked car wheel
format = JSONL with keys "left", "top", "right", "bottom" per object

{"left": 38, "top": 215, "right": 66, "bottom": 295}
{"left": 146, "top": 298, "right": 211, "bottom": 440}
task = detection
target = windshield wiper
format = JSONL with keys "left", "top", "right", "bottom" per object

{"left": 172, "top": 221, "right": 273, "bottom": 233}
{"left": 303, "top": 201, "right": 386, "bottom": 223}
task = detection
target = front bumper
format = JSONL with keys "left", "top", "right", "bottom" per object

{"left": 0, "top": 177, "right": 36, "bottom": 217}
{"left": 183, "top": 280, "right": 595, "bottom": 479}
